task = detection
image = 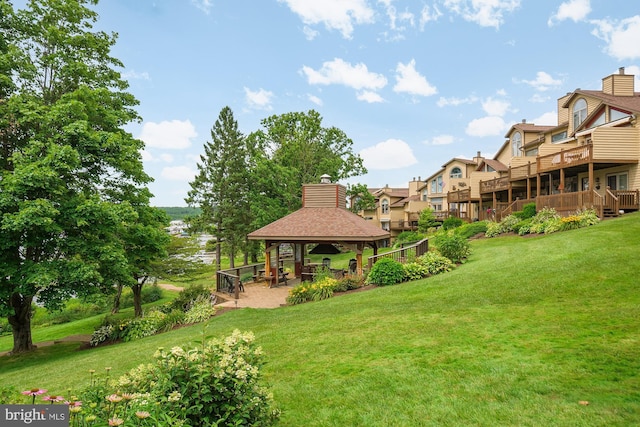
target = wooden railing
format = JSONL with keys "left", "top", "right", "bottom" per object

{"left": 605, "top": 188, "right": 619, "bottom": 214}
{"left": 613, "top": 189, "right": 639, "bottom": 209}
{"left": 510, "top": 162, "right": 537, "bottom": 180}
{"left": 538, "top": 145, "right": 592, "bottom": 172}
{"left": 216, "top": 263, "right": 265, "bottom": 295}
{"left": 480, "top": 176, "right": 510, "bottom": 193}
{"left": 448, "top": 189, "right": 471, "bottom": 202}
{"left": 536, "top": 190, "right": 604, "bottom": 217}
{"left": 368, "top": 238, "right": 429, "bottom": 269}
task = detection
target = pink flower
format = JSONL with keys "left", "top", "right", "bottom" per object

{"left": 43, "top": 395, "right": 66, "bottom": 403}
{"left": 22, "top": 388, "right": 47, "bottom": 396}
{"left": 108, "top": 418, "right": 124, "bottom": 426}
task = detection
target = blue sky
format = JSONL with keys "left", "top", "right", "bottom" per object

{"left": 50, "top": 1, "right": 640, "bottom": 205}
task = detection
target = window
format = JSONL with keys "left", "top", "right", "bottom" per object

{"left": 381, "top": 199, "right": 389, "bottom": 214}
{"left": 511, "top": 132, "right": 522, "bottom": 157}
{"left": 525, "top": 148, "right": 538, "bottom": 156}
{"left": 430, "top": 179, "right": 436, "bottom": 193}
{"left": 552, "top": 131, "right": 568, "bottom": 143}
{"left": 450, "top": 167, "right": 462, "bottom": 179}
{"left": 589, "top": 112, "right": 605, "bottom": 128}
{"left": 610, "top": 108, "right": 631, "bottom": 122}
{"left": 421, "top": 190, "right": 428, "bottom": 201}
{"left": 437, "top": 176, "right": 444, "bottom": 193}
{"left": 381, "top": 221, "right": 390, "bottom": 231}
{"left": 573, "top": 98, "right": 587, "bottom": 129}
{"left": 607, "top": 173, "right": 628, "bottom": 191}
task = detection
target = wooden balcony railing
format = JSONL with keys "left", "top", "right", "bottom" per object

{"left": 448, "top": 189, "right": 471, "bottom": 202}
{"left": 536, "top": 190, "right": 603, "bottom": 217}
{"left": 480, "top": 176, "right": 510, "bottom": 193}
{"left": 613, "top": 189, "right": 640, "bottom": 209}
{"left": 368, "top": 238, "right": 429, "bottom": 269}
{"left": 510, "top": 162, "right": 537, "bottom": 180}
{"left": 538, "top": 145, "right": 592, "bottom": 172}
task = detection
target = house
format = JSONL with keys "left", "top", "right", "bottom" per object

{"left": 360, "top": 178, "right": 430, "bottom": 244}
{"left": 445, "top": 68, "right": 640, "bottom": 220}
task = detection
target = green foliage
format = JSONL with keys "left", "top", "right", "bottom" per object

{"left": 366, "top": 258, "right": 405, "bottom": 286}
{"left": 90, "top": 325, "right": 114, "bottom": 347}
{"left": 182, "top": 296, "right": 216, "bottom": 324}
{"left": 434, "top": 233, "right": 471, "bottom": 264}
{"left": 416, "top": 251, "right": 455, "bottom": 275}
{"left": 120, "top": 311, "right": 167, "bottom": 342}
{"left": 335, "top": 275, "right": 365, "bottom": 292}
{"left": 158, "top": 206, "right": 202, "bottom": 221}
{"left": 119, "top": 285, "right": 163, "bottom": 310}
{"left": 442, "top": 216, "right": 463, "bottom": 230}
{"left": 287, "top": 277, "right": 338, "bottom": 305}
{"left": 346, "top": 183, "right": 376, "bottom": 213}
{"left": 393, "top": 231, "right": 424, "bottom": 248}
{"left": 500, "top": 214, "right": 521, "bottom": 233}
{"left": 170, "top": 284, "right": 212, "bottom": 312}
{"left": 418, "top": 207, "right": 439, "bottom": 232}
{"left": 485, "top": 221, "right": 502, "bottom": 237}
{"left": 402, "top": 262, "right": 430, "bottom": 281}
{"left": 521, "top": 202, "right": 537, "bottom": 219}
{"left": 514, "top": 218, "right": 533, "bottom": 235}
{"left": 454, "top": 221, "right": 488, "bottom": 239}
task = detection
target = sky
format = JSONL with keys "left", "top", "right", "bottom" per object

{"left": 32, "top": 0, "right": 640, "bottom": 206}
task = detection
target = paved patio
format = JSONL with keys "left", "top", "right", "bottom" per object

{"left": 213, "top": 279, "right": 297, "bottom": 309}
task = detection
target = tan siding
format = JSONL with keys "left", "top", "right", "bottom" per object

{"left": 603, "top": 73, "right": 635, "bottom": 96}
{"left": 303, "top": 184, "right": 346, "bottom": 208}
{"left": 495, "top": 145, "right": 512, "bottom": 166}
{"left": 471, "top": 172, "right": 499, "bottom": 198}
{"left": 557, "top": 94, "right": 571, "bottom": 125}
{"left": 591, "top": 127, "right": 640, "bottom": 160}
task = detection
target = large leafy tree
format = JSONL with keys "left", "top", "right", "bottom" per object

{"left": 0, "top": 0, "right": 156, "bottom": 353}
{"left": 346, "top": 183, "right": 376, "bottom": 213}
{"left": 246, "top": 109, "right": 367, "bottom": 230}
{"left": 186, "top": 106, "right": 251, "bottom": 269}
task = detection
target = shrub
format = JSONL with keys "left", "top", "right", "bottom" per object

{"left": 120, "top": 311, "right": 167, "bottom": 342}
{"left": 286, "top": 277, "right": 338, "bottom": 305}
{"left": 334, "top": 275, "right": 365, "bottom": 292}
{"left": 455, "top": 221, "right": 488, "bottom": 239}
{"left": 577, "top": 208, "right": 600, "bottom": 226}
{"left": 102, "top": 330, "right": 279, "bottom": 426}
{"left": 529, "top": 207, "right": 560, "bottom": 234}
{"left": 156, "top": 309, "right": 186, "bottom": 332}
{"left": 183, "top": 296, "right": 216, "bottom": 324}
{"left": 513, "top": 218, "right": 533, "bottom": 235}
{"left": 559, "top": 215, "right": 582, "bottom": 231}
{"left": 90, "top": 325, "right": 114, "bottom": 347}
{"left": 500, "top": 214, "right": 520, "bottom": 233}
{"left": 434, "top": 233, "right": 470, "bottom": 264}
{"left": 442, "top": 216, "right": 463, "bottom": 230}
{"left": 416, "top": 251, "right": 455, "bottom": 275}
{"left": 366, "top": 258, "right": 405, "bottom": 286}
{"left": 403, "top": 262, "right": 430, "bottom": 281}
{"left": 170, "top": 283, "right": 212, "bottom": 311}
{"left": 485, "top": 221, "right": 502, "bottom": 238}
{"left": 522, "top": 202, "right": 537, "bottom": 219}
{"left": 418, "top": 207, "right": 439, "bottom": 232}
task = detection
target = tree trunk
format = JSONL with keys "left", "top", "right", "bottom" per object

{"left": 216, "top": 241, "right": 221, "bottom": 271}
{"left": 229, "top": 244, "right": 235, "bottom": 268}
{"left": 111, "top": 284, "right": 123, "bottom": 314}
{"left": 8, "top": 292, "right": 36, "bottom": 354}
{"left": 132, "top": 277, "right": 147, "bottom": 318}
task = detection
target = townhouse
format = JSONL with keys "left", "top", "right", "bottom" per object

{"left": 361, "top": 68, "right": 640, "bottom": 240}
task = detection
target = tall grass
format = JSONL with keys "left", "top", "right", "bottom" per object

{"left": 1, "top": 214, "right": 639, "bottom": 426}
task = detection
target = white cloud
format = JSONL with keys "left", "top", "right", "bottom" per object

{"left": 279, "top": 0, "right": 375, "bottom": 39}
{"left": 301, "top": 58, "right": 387, "bottom": 91}
{"left": 139, "top": 120, "right": 197, "bottom": 150}
{"left": 466, "top": 116, "right": 508, "bottom": 137}
{"left": 530, "top": 93, "right": 550, "bottom": 103}
{"left": 141, "top": 149, "right": 153, "bottom": 162}
{"left": 532, "top": 111, "right": 557, "bottom": 126}
{"left": 442, "top": 0, "right": 520, "bottom": 29}
{"left": 548, "top": 0, "right": 591, "bottom": 26}
{"left": 160, "top": 153, "right": 174, "bottom": 163}
{"left": 591, "top": 16, "right": 640, "bottom": 60}
{"left": 482, "top": 97, "right": 510, "bottom": 116}
{"left": 303, "top": 26, "right": 319, "bottom": 40}
{"left": 357, "top": 90, "right": 385, "bottom": 103}
{"left": 191, "top": 0, "right": 213, "bottom": 14}
{"left": 437, "top": 95, "right": 478, "bottom": 107}
{"left": 161, "top": 166, "right": 196, "bottom": 182}
{"left": 427, "top": 135, "right": 455, "bottom": 145}
{"left": 359, "top": 139, "right": 418, "bottom": 170}
{"left": 382, "top": 2, "right": 415, "bottom": 32}
{"left": 522, "top": 71, "right": 562, "bottom": 91}
{"left": 122, "top": 70, "right": 150, "bottom": 81}
{"left": 624, "top": 65, "right": 640, "bottom": 89}
{"left": 393, "top": 59, "right": 437, "bottom": 97}
{"left": 244, "top": 87, "right": 274, "bottom": 110}
{"left": 419, "top": 5, "right": 443, "bottom": 29}
{"left": 307, "top": 94, "right": 323, "bottom": 106}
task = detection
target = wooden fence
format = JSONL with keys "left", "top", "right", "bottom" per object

{"left": 367, "top": 238, "right": 429, "bottom": 270}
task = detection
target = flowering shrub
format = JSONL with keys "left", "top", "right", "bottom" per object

{"left": 115, "top": 330, "right": 280, "bottom": 426}
{"left": 559, "top": 215, "right": 582, "bottom": 231}
{"left": 366, "top": 258, "right": 405, "bottom": 286}
{"left": 577, "top": 208, "right": 600, "bottom": 226}
{"left": 90, "top": 325, "right": 114, "bottom": 347}
{"left": 287, "top": 277, "right": 338, "bottom": 305}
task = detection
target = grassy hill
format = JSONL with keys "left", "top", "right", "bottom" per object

{"left": 1, "top": 213, "right": 639, "bottom": 426}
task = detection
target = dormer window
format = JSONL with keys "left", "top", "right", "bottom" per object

{"left": 573, "top": 98, "right": 587, "bottom": 129}
{"left": 511, "top": 131, "right": 522, "bottom": 157}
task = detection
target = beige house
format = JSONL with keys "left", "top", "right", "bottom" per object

{"left": 446, "top": 67, "right": 640, "bottom": 219}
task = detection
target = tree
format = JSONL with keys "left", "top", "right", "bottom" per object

{"left": 418, "top": 207, "right": 439, "bottom": 233}
{"left": 346, "top": 183, "right": 376, "bottom": 213}
{"left": 247, "top": 110, "right": 367, "bottom": 214}
{"left": 0, "top": 0, "right": 154, "bottom": 353}
{"left": 186, "top": 106, "right": 251, "bottom": 269}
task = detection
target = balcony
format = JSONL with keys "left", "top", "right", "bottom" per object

{"left": 480, "top": 176, "right": 509, "bottom": 193}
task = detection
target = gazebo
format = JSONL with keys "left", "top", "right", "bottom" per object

{"left": 247, "top": 176, "right": 390, "bottom": 280}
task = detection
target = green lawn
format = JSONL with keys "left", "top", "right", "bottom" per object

{"left": 1, "top": 214, "right": 639, "bottom": 426}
